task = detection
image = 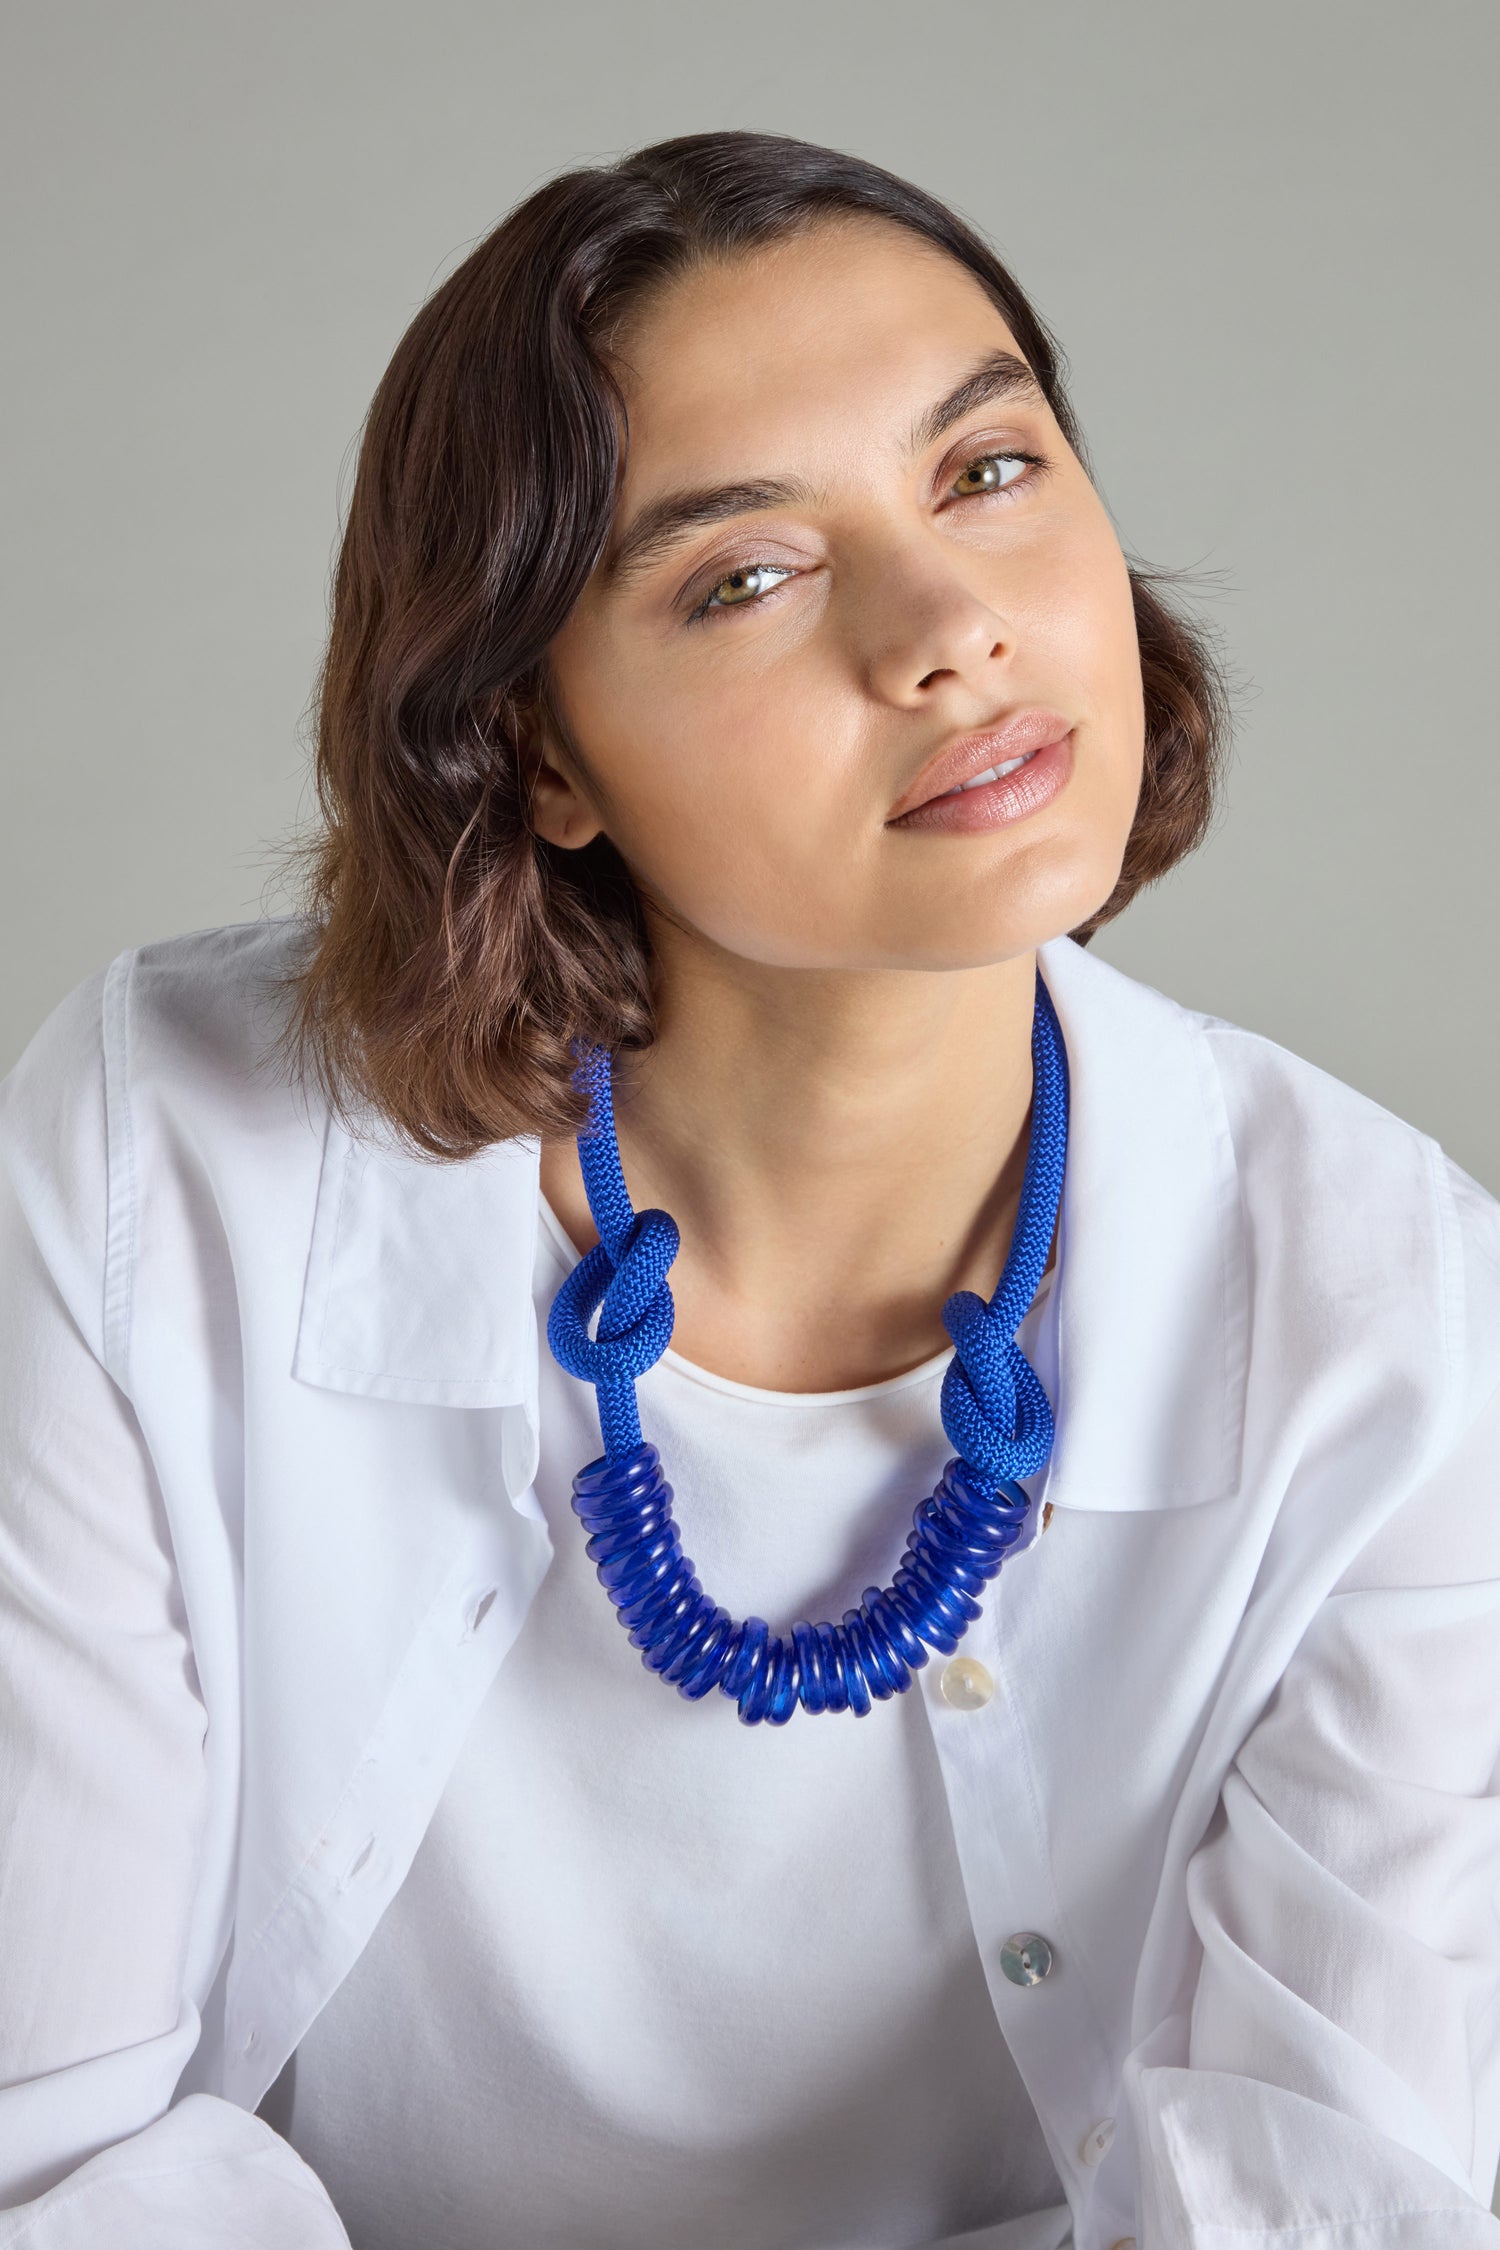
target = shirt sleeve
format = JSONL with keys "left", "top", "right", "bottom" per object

{"left": 1131, "top": 1158, "right": 1500, "bottom": 2248}
{"left": 0, "top": 963, "right": 351, "bottom": 2247}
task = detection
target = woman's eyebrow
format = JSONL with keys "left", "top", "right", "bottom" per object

{"left": 606, "top": 477, "right": 818, "bottom": 586}
{"left": 605, "top": 348, "right": 1045, "bottom": 588}
{"left": 908, "top": 349, "right": 1048, "bottom": 453}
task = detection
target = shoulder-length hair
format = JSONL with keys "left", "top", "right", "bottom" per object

{"left": 272, "top": 130, "right": 1232, "bottom": 1161}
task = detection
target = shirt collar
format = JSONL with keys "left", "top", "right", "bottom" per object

{"left": 291, "top": 935, "right": 1247, "bottom": 1513}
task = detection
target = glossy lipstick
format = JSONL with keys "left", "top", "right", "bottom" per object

{"left": 890, "top": 714, "right": 1074, "bottom": 834}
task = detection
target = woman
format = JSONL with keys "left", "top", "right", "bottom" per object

{"left": 1, "top": 130, "right": 1497, "bottom": 2250}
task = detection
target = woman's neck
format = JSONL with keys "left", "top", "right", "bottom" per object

{"left": 538, "top": 937, "right": 1045, "bottom": 1394}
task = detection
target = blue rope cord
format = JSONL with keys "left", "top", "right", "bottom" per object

{"left": 546, "top": 968, "right": 1069, "bottom": 1724}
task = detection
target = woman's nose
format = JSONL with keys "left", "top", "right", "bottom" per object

{"left": 858, "top": 545, "right": 1014, "bottom": 711}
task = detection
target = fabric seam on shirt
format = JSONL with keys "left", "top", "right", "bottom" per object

{"left": 101, "top": 946, "right": 138, "bottom": 1393}
{"left": 1185, "top": 2205, "right": 1495, "bottom": 2238}
{"left": 1199, "top": 1022, "right": 1260, "bottom": 1504}
{"left": 1425, "top": 1130, "right": 1465, "bottom": 1487}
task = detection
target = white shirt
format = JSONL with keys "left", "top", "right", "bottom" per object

{"left": 274, "top": 1198, "right": 1068, "bottom": 2250}
{"left": 2, "top": 916, "right": 1499, "bottom": 2250}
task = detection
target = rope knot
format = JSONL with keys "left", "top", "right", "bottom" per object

{"left": 939, "top": 1286, "right": 1055, "bottom": 1484}
{"left": 545, "top": 1205, "right": 681, "bottom": 1391}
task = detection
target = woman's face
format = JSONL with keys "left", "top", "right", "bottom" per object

{"left": 535, "top": 216, "right": 1145, "bottom": 971}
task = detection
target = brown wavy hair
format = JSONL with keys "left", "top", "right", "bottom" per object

{"left": 271, "top": 130, "right": 1232, "bottom": 1162}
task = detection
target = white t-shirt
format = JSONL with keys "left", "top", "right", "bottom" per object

{"left": 278, "top": 1190, "right": 1071, "bottom": 2250}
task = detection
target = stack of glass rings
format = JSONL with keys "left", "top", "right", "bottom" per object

{"left": 545, "top": 969, "right": 1069, "bottom": 1728}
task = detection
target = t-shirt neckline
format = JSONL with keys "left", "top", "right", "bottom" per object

{"left": 536, "top": 1187, "right": 1055, "bottom": 1411}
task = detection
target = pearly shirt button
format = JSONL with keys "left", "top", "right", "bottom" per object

{"left": 938, "top": 1656, "right": 994, "bottom": 1710}
{"left": 999, "top": 1931, "right": 1054, "bottom": 1986}
{"left": 1080, "top": 2116, "right": 1116, "bottom": 2165}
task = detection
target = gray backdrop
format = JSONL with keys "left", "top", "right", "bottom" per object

{"left": 3, "top": 0, "right": 1500, "bottom": 2213}
{"left": 3, "top": 0, "right": 1497, "bottom": 1192}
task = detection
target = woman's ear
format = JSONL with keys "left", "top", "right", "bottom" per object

{"left": 526, "top": 749, "right": 607, "bottom": 851}
{"left": 513, "top": 690, "right": 608, "bottom": 852}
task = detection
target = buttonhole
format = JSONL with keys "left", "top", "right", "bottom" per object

{"left": 342, "top": 1835, "right": 376, "bottom": 1889}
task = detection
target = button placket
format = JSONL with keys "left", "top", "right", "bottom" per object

{"left": 918, "top": 1558, "right": 1118, "bottom": 2198}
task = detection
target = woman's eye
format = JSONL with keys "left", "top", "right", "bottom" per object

{"left": 695, "top": 562, "right": 794, "bottom": 617}
{"left": 951, "top": 451, "right": 1034, "bottom": 498}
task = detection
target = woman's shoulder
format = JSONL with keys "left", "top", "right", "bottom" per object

{"left": 0, "top": 920, "right": 329, "bottom": 1371}
{"left": 3, "top": 914, "right": 323, "bottom": 1143}
{"left": 1189, "top": 992, "right": 1500, "bottom": 1441}
{"left": 1052, "top": 938, "right": 1500, "bottom": 1444}
{"left": 1053, "top": 934, "right": 1499, "bottom": 1246}
{"left": 1191, "top": 991, "right": 1497, "bottom": 1223}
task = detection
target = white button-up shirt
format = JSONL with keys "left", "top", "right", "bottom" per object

{"left": 2, "top": 918, "right": 1499, "bottom": 2250}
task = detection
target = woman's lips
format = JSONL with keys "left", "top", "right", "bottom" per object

{"left": 890, "top": 729, "right": 1074, "bottom": 833}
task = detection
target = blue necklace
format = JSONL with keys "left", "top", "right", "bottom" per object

{"left": 546, "top": 969, "right": 1068, "bottom": 1727}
